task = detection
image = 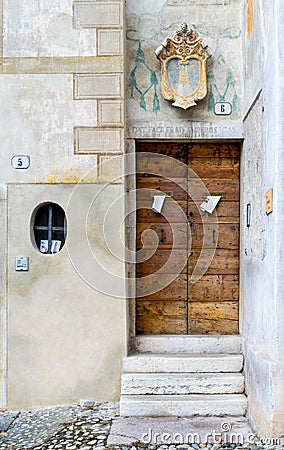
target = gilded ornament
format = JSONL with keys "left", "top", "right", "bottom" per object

{"left": 155, "top": 22, "right": 211, "bottom": 109}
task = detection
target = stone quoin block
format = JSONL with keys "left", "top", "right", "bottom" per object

{"left": 98, "top": 100, "right": 123, "bottom": 127}
{"left": 73, "top": 1, "right": 122, "bottom": 28}
{"left": 98, "top": 30, "right": 123, "bottom": 56}
{"left": 74, "top": 127, "right": 123, "bottom": 154}
{"left": 74, "top": 74, "right": 122, "bottom": 99}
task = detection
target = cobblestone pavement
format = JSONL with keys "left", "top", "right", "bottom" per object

{"left": 0, "top": 404, "right": 283, "bottom": 450}
{"left": 0, "top": 402, "right": 118, "bottom": 450}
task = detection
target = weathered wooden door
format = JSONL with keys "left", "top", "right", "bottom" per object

{"left": 136, "top": 142, "right": 239, "bottom": 335}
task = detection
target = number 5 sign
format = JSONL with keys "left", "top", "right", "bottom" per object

{"left": 11, "top": 155, "right": 30, "bottom": 169}
{"left": 214, "top": 102, "right": 232, "bottom": 115}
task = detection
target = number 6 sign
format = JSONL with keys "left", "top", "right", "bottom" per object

{"left": 11, "top": 155, "right": 30, "bottom": 169}
{"left": 214, "top": 102, "right": 232, "bottom": 115}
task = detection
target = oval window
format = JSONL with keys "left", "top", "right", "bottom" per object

{"left": 33, "top": 203, "right": 66, "bottom": 254}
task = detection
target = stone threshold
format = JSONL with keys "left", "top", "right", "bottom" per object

{"left": 108, "top": 416, "right": 254, "bottom": 446}
{"left": 130, "top": 335, "right": 242, "bottom": 354}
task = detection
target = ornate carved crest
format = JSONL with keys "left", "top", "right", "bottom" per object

{"left": 155, "top": 22, "right": 211, "bottom": 110}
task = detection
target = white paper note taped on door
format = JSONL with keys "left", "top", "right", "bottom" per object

{"left": 200, "top": 196, "right": 222, "bottom": 214}
{"left": 152, "top": 195, "right": 166, "bottom": 214}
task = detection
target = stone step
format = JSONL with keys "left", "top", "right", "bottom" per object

{"left": 120, "top": 394, "right": 247, "bottom": 417}
{"left": 123, "top": 354, "right": 243, "bottom": 373}
{"left": 131, "top": 335, "right": 242, "bottom": 354}
{"left": 121, "top": 372, "right": 244, "bottom": 395}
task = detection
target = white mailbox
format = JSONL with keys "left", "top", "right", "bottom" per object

{"left": 152, "top": 195, "right": 166, "bottom": 214}
{"left": 200, "top": 196, "right": 222, "bottom": 214}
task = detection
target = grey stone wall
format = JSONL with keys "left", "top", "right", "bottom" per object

{"left": 241, "top": 0, "right": 284, "bottom": 437}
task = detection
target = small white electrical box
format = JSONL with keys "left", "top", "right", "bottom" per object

{"left": 15, "top": 257, "right": 29, "bottom": 271}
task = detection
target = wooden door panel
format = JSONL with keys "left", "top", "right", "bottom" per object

{"left": 188, "top": 179, "right": 239, "bottom": 202}
{"left": 136, "top": 142, "right": 188, "bottom": 334}
{"left": 137, "top": 223, "right": 188, "bottom": 249}
{"left": 188, "top": 318, "right": 239, "bottom": 335}
{"left": 137, "top": 141, "right": 188, "bottom": 160}
{"left": 136, "top": 299, "right": 188, "bottom": 335}
{"left": 137, "top": 275, "right": 187, "bottom": 300}
{"left": 136, "top": 177, "right": 187, "bottom": 200}
{"left": 187, "top": 143, "right": 239, "bottom": 334}
{"left": 188, "top": 301, "right": 239, "bottom": 320}
{"left": 137, "top": 201, "right": 187, "bottom": 223}
{"left": 188, "top": 201, "right": 239, "bottom": 223}
{"left": 137, "top": 300, "right": 187, "bottom": 317}
{"left": 187, "top": 143, "right": 239, "bottom": 158}
{"left": 136, "top": 155, "right": 187, "bottom": 178}
{"left": 136, "top": 315, "right": 187, "bottom": 335}
{"left": 136, "top": 142, "right": 239, "bottom": 335}
{"left": 188, "top": 301, "right": 239, "bottom": 334}
{"left": 188, "top": 275, "right": 239, "bottom": 301}
{"left": 190, "top": 223, "right": 239, "bottom": 249}
{"left": 188, "top": 158, "right": 239, "bottom": 179}
{"left": 187, "top": 249, "right": 239, "bottom": 275}
{"left": 137, "top": 249, "right": 188, "bottom": 275}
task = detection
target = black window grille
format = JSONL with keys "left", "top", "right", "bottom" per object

{"left": 33, "top": 203, "right": 66, "bottom": 254}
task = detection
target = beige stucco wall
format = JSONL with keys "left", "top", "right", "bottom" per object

{"left": 8, "top": 184, "right": 126, "bottom": 408}
{"left": 0, "top": 0, "right": 126, "bottom": 408}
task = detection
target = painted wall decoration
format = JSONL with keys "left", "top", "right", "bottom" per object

{"left": 126, "top": 0, "right": 241, "bottom": 119}
{"left": 155, "top": 22, "right": 211, "bottom": 109}
{"left": 127, "top": 30, "right": 160, "bottom": 114}
{"left": 194, "top": 25, "right": 240, "bottom": 113}
{"left": 207, "top": 68, "right": 238, "bottom": 113}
